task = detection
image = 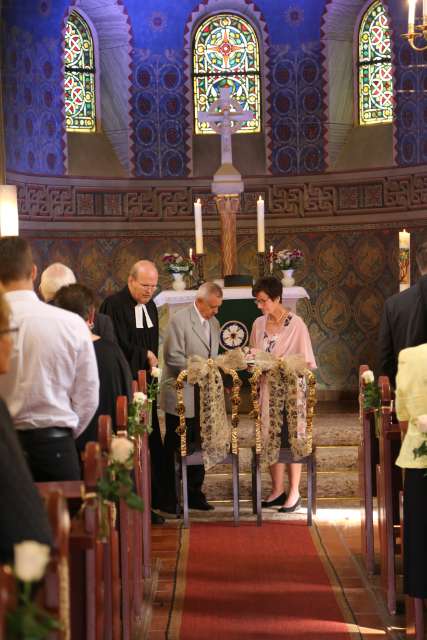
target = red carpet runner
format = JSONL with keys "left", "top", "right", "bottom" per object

{"left": 168, "top": 522, "right": 356, "bottom": 640}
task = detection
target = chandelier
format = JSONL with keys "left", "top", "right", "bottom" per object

{"left": 404, "top": 0, "right": 427, "bottom": 51}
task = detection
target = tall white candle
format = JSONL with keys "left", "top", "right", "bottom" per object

{"left": 409, "top": 0, "right": 416, "bottom": 30}
{"left": 423, "top": 0, "right": 427, "bottom": 23}
{"left": 399, "top": 229, "right": 410, "bottom": 249}
{"left": 257, "top": 196, "right": 265, "bottom": 253}
{"left": 194, "top": 199, "right": 203, "bottom": 254}
{"left": 0, "top": 185, "right": 19, "bottom": 236}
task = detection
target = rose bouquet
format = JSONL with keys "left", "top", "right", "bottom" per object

{"left": 274, "top": 249, "right": 304, "bottom": 270}
{"left": 162, "top": 253, "right": 195, "bottom": 274}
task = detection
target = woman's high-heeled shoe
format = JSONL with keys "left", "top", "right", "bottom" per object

{"left": 278, "top": 497, "right": 301, "bottom": 513}
{"left": 261, "top": 491, "right": 287, "bottom": 508}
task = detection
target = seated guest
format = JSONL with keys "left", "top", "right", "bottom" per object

{"left": 0, "top": 237, "right": 99, "bottom": 482}
{"left": 54, "top": 284, "right": 132, "bottom": 452}
{"left": 0, "top": 286, "right": 52, "bottom": 562}
{"left": 250, "top": 276, "right": 316, "bottom": 512}
{"left": 395, "top": 344, "right": 427, "bottom": 603}
{"left": 39, "top": 262, "right": 117, "bottom": 342}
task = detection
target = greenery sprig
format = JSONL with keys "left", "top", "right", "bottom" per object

{"left": 361, "top": 370, "right": 381, "bottom": 437}
{"left": 97, "top": 437, "right": 144, "bottom": 513}
{"left": 7, "top": 581, "right": 61, "bottom": 640}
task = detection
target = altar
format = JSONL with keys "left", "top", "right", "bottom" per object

{"left": 155, "top": 284, "right": 309, "bottom": 351}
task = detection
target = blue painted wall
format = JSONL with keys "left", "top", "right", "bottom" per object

{"left": 1, "top": 0, "right": 422, "bottom": 177}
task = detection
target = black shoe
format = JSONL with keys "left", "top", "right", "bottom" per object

{"left": 278, "top": 497, "right": 301, "bottom": 513}
{"left": 151, "top": 510, "right": 165, "bottom": 524}
{"left": 188, "top": 497, "right": 215, "bottom": 511}
{"left": 261, "top": 491, "right": 287, "bottom": 508}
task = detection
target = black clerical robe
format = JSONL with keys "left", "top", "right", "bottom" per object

{"left": 99, "top": 286, "right": 159, "bottom": 378}
{"left": 99, "top": 286, "right": 165, "bottom": 508}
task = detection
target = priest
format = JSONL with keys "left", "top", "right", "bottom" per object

{"left": 100, "top": 260, "right": 165, "bottom": 524}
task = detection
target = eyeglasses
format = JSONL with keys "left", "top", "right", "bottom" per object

{"left": 254, "top": 297, "right": 270, "bottom": 306}
{"left": 134, "top": 283, "right": 158, "bottom": 291}
{"left": 0, "top": 327, "right": 19, "bottom": 336}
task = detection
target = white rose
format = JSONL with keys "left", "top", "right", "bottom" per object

{"left": 133, "top": 391, "right": 147, "bottom": 405}
{"left": 417, "top": 415, "right": 427, "bottom": 433}
{"left": 361, "top": 370, "right": 375, "bottom": 384}
{"left": 14, "top": 541, "right": 50, "bottom": 582}
{"left": 151, "top": 366, "right": 161, "bottom": 379}
{"left": 110, "top": 437, "right": 134, "bottom": 464}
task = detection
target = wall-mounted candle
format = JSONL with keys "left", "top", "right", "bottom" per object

{"left": 409, "top": 0, "right": 416, "bottom": 31}
{"left": 189, "top": 247, "right": 193, "bottom": 261}
{"left": 257, "top": 196, "right": 265, "bottom": 253}
{"left": 269, "top": 245, "right": 274, "bottom": 273}
{"left": 194, "top": 199, "right": 203, "bottom": 254}
{"left": 0, "top": 185, "right": 19, "bottom": 237}
{"left": 399, "top": 228, "right": 410, "bottom": 249}
{"left": 423, "top": 0, "right": 427, "bottom": 24}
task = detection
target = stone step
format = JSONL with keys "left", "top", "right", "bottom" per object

{"left": 204, "top": 470, "right": 358, "bottom": 500}
{"left": 209, "top": 444, "right": 359, "bottom": 474}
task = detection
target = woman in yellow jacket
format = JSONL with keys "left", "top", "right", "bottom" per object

{"left": 396, "top": 343, "right": 427, "bottom": 600}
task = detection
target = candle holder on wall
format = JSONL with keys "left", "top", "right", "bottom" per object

{"left": 257, "top": 252, "right": 266, "bottom": 279}
{"left": 196, "top": 253, "right": 205, "bottom": 286}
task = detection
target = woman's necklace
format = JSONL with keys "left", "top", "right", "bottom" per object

{"left": 267, "top": 309, "right": 288, "bottom": 327}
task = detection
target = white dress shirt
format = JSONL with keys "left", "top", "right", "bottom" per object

{"left": 0, "top": 290, "right": 99, "bottom": 437}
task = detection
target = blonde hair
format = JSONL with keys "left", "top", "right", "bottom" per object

{"left": 0, "top": 285, "right": 11, "bottom": 332}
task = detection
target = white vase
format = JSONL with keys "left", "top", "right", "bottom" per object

{"left": 281, "top": 269, "right": 295, "bottom": 287}
{"left": 171, "top": 272, "right": 186, "bottom": 291}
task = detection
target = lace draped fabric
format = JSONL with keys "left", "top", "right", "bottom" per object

{"left": 252, "top": 352, "right": 316, "bottom": 464}
{"left": 180, "top": 350, "right": 246, "bottom": 470}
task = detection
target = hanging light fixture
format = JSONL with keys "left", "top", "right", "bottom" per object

{"left": 404, "top": 0, "right": 427, "bottom": 51}
{"left": 0, "top": 185, "right": 19, "bottom": 236}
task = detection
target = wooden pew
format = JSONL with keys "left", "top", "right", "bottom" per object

{"left": 98, "top": 415, "right": 121, "bottom": 640}
{"left": 36, "top": 442, "right": 105, "bottom": 640}
{"left": 136, "top": 370, "right": 152, "bottom": 582}
{"left": 358, "top": 364, "right": 379, "bottom": 576}
{"left": 376, "top": 376, "right": 403, "bottom": 615}
{"left": 0, "top": 564, "right": 15, "bottom": 640}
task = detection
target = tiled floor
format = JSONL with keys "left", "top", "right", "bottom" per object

{"left": 147, "top": 506, "right": 414, "bottom": 640}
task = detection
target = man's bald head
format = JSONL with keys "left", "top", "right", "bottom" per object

{"left": 128, "top": 260, "right": 158, "bottom": 304}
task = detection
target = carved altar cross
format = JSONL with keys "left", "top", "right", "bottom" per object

{"left": 198, "top": 87, "right": 255, "bottom": 167}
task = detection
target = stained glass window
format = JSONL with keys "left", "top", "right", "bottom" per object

{"left": 193, "top": 13, "right": 261, "bottom": 135}
{"left": 358, "top": 0, "right": 393, "bottom": 125}
{"left": 64, "top": 11, "right": 96, "bottom": 132}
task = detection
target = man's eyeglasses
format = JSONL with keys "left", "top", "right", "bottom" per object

{"left": 0, "top": 327, "right": 19, "bottom": 336}
{"left": 135, "top": 283, "right": 158, "bottom": 291}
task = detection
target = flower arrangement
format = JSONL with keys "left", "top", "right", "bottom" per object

{"left": 361, "top": 369, "right": 381, "bottom": 436}
{"left": 162, "top": 253, "right": 195, "bottom": 274}
{"left": 127, "top": 367, "right": 161, "bottom": 439}
{"left": 413, "top": 415, "right": 427, "bottom": 460}
{"left": 7, "top": 541, "right": 60, "bottom": 639}
{"left": 97, "top": 435, "right": 144, "bottom": 513}
{"left": 274, "top": 249, "right": 304, "bottom": 270}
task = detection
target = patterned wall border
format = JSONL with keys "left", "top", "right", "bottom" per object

{"left": 8, "top": 164, "right": 427, "bottom": 230}
{"left": 182, "top": 0, "right": 273, "bottom": 175}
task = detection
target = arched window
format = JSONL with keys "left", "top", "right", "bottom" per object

{"left": 193, "top": 13, "right": 261, "bottom": 135}
{"left": 64, "top": 11, "right": 96, "bottom": 132}
{"left": 358, "top": 0, "right": 393, "bottom": 125}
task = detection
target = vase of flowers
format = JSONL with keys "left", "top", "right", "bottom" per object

{"left": 162, "top": 253, "right": 195, "bottom": 291}
{"left": 274, "top": 249, "right": 303, "bottom": 287}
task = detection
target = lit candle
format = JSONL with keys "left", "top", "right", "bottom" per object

{"left": 257, "top": 196, "right": 265, "bottom": 253}
{"left": 194, "top": 199, "right": 203, "bottom": 254}
{"left": 409, "top": 0, "right": 416, "bottom": 31}
{"left": 0, "top": 185, "right": 19, "bottom": 236}
{"left": 424, "top": 0, "right": 427, "bottom": 24}
{"left": 189, "top": 247, "right": 193, "bottom": 261}
{"left": 269, "top": 245, "right": 274, "bottom": 273}
{"left": 399, "top": 228, "right": 410, "bottom": 249}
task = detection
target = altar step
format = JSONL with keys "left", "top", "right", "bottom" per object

{"left": 204, "top": 405, "right": 360, "bottom": 502}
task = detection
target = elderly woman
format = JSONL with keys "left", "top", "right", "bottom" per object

{"left": 395, "top": 344, "right": 427, "bottom": 602}
{"left": 250, "top": 276, "right": 316, "bottom": 512}
{"left": 0, "top": 286, "right": 52, "bottom": 561}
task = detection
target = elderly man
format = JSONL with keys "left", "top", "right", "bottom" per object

{"left": 0, "top": 237, "right": 99, "bottom": 482}
{"left": 100, "top": 260, "right": 165, "bottom": 524}
{"left": 161, "top": 282, "right": 223, "bottom": 512}
{"left": 39, "top": 262, "right": 116, "bottom": 342}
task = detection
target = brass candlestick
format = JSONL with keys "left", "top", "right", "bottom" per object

{"left": 257, "top": 252, "right": 266, "bottom": 278}
{"left": 196, "top": 253, "right": 205, "bottom": 285}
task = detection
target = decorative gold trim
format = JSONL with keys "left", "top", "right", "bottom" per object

{"left": 249, "top": 367, "right": 263, "bottom": 455}
{"left": 176, "top": 370, "right": 188, "bottom": 457}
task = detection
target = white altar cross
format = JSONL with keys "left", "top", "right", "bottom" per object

{"left": 198, "top": 87, "right": 255, "bottom": 167}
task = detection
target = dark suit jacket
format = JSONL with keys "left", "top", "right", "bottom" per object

{"left": 93, "top": 312, "right": 117, "bottom": 343}
{"left": 0, "top": 398, "right": 52, "bottom": 562}
{"left": 378, "top": 274, "right": 427, "bottom": 386}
